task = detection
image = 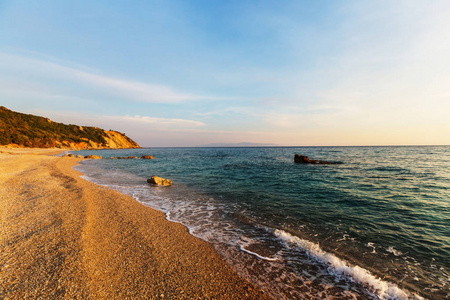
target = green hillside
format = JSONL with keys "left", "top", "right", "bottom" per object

{"left": 0, "top": 106, "right": 139, "bottom": 148}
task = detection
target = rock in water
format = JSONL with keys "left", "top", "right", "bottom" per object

{"left": 76, "top": 155, "right": 84, "bottom": 159}
{"left": 141, "top": 155, "right": 154, "bottom": 159}
{"left": 85, "top": 155, "right": 102, "bottom": 159}
{"left": 294, "top": 154, "right": 332, "bottom": 164}
{"left": 294, "top": 155, "right": 312, "bottom": 163}
{"left": 147, "top": 175, "right": 172, "bottom": 186}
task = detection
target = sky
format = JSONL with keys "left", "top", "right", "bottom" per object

{"left": 0, "top": 0, "right": 449, "bottom": 147}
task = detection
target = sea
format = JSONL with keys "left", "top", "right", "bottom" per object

{"left": 71, "top": 146, "right": 449, "bottom": 300}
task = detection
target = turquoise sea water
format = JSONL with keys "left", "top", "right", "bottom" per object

{"left": 73, "top": 146, "right": 449, "bottom": 299}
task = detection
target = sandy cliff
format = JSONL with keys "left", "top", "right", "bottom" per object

{"left": 0, "top": 106, "right": 140, "bottom": 149}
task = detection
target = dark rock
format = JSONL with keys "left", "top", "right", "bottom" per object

{"left": 85, "top": 155, "right": 102, "bottom": 159}
{"left": 294, "top": 154, "right": 333, "bottom": 164}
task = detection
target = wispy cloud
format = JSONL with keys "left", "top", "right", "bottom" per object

{"left": 30, "top": 109, "right": 205, "bottom": 131}
{"left": 0, "top": 52, "right": 216, "bottom": 103}
{"left": 117, "top": 115, "right": 205, "bottom": 128}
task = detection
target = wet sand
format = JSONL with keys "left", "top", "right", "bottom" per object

{"left": 0, "top": 148, "right": 268, "bottom": 299}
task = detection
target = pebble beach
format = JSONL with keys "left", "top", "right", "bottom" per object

{"left": 0, "top": 148, "right": 268, "bottom": 299}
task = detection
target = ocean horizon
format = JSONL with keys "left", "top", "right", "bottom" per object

{"left": 72, "top": 145, "right": 449, "bottom": 299}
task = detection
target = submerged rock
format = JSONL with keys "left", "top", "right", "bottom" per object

{"left": 85, "top": 155, "right": 102, "bottom": 159}
{"left": 141, "top": 155, "right": 155, "bottom": 159}
{"left": 147, "top": 175, "right": 172, "bottom": 186}
{"left": 294, "top": 154, "right": 333, "bottom": 164}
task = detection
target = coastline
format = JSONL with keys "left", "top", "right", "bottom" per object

{"left": 0, "top": 148, "right": 268, "bottom": 299}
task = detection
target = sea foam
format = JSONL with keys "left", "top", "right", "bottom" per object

{"left": 239, "top": 245, "right": 279, "bottom": 261}
{"left": 273, "top": 229, "right": 420, "bottom": 300}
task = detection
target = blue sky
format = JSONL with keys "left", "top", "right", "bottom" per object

{"left": 1, "top": 0, "right": 449, "bottom": 146}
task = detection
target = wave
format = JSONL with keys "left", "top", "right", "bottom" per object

{"left": 370, "top": 166, "right": 411, "bottom": 174}
{"left": 273, "top": 229, "right": 422, "bottom": 300}
{"left": 239, "top": 245, "right": 279, "bottom": 261}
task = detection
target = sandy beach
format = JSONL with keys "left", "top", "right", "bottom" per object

{"left": 0, "top": 148, "right": 268, "bottom": 299}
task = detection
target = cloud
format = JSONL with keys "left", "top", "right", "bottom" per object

{"left": 0, "top": 52, "right": 215, "bottom": 103}
{"left": 29, "top": 109, "right": 205, "bottom": 131}
{"left": 71, "top": 72, "right": 205, "bottom": 103}
{"left": 117, "top": 115, "right": 205, "bottom": 128}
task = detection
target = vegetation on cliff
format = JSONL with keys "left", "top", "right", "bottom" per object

{"left": 0, "top": 106, "right": 140, "bottom": 149}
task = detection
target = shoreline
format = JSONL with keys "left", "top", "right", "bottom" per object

{"left": 0, "top": 148, "right": 268, "bottom": 299}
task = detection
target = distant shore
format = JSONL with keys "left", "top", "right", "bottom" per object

{"left": 0, "top": 148, "right": 267, "bottom": 299}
